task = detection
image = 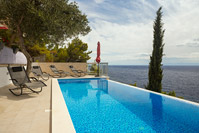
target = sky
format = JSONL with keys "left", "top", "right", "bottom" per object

{"left": 69, "top": 0, "right": 199, "bottom": 65}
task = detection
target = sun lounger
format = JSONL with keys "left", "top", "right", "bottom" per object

{"left": 7, "top": 66, "right": 47, "bottom": 96}
{"left": 49, "top": 65, "right": 70, "bottom": 77}
{"left": 32, "top": 66, "right": 49, "bottom": 81}
{"left": 69, "top": 65, "right": 87, "bottom": 77}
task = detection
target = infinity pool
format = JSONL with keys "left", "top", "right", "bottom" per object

{"left": 58, "top": 78, "right": 199, "bottom": 133}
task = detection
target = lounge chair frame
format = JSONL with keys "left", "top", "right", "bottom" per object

{"left": 69, "top": 65, "right": 87, "bottom": 77}
{"left": 32, "top": 66, "right": 49, "bottom": 81}
{"left": 49, "top": 65, "right": 69, "bottom": 77}
{"left": 7, "top": 66, "right": 47, "bottom": 96}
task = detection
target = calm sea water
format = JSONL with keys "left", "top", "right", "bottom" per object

{"left": 108, "top": 65, "right": 199, "bottom": 103}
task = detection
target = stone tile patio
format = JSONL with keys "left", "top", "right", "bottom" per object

{"left": 0, "top": 75, "right": 99, "bottom": 133}
{"left": 0, "top": 78, "right": 51, "bottom": 133}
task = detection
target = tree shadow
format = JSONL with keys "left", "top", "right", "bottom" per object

{"left": 149, "top": 93, "right": 163, "bottom": 131}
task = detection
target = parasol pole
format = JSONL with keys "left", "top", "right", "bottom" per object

{"left": 97, "top": 62, "right": 99, "bottom": 76}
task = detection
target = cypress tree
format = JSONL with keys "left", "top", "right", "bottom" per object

{"left": 147, "top": 7, "right": 165, "bottom": 93}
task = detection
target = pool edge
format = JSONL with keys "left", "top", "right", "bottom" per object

{"left": 109, "top": 80, "right": 199, "bottom": 106}
{"left": 52, "top": 78, "right": 76, "bottom": 133}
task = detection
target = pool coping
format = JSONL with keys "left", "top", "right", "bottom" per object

{"left": 109, "top": 80, "right": 199, "bottom": 106}
{"left": 51, "top": 76, "right": 107, "bottom": 133}
{"left": 52, "top": 77, "right": 199, "bottom": 133}
{"left": 52, "top": 78, "right": 76, "bottom": 133}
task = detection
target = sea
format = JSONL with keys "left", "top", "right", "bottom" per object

{"left": 108, "top": 65, "right": 199, "bottom": 103}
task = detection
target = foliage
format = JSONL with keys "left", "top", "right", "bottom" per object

{"left": 146, "top": 7, "right": 165, "bottom": 93}
{"left": 26, "top": 44, "right": 53, "bottom": 62}
{"left": 132, "top": 82, "right": 137, "bottom": 87}
{"left": 66, "top": 38, "right": 92, "bottom": 62}
{"left": 161, "top": 91, "right": 183, "bottom": 99}
{"left": 46, "top": 38, "right": 92, "bottom": 62}
{"left": 0, "top": 30, "right": 20, "bottom": 53}
{"left": 89, "top": 63, "right": 98, "bottom": 74}
{"left": 0, "top": 0, "right": 91, "bottom": 74}
{"left": 0, "top": 30, "right": 13, "bottom": 46}
{"left": 53, "top": 47, "right": 68, "bottom": 62}
{"left": 0, "top": 0, "right": 91, "bottom": 43}
{"left": 0, "top": 29, "right": 91, "bottom": 63}
{"left": 168, "top": 91, "right": 176, "bottom": 96}
{"left": 11, "top": 45, "right": 19, "bottom": 54}
{"left": 129, "top": 82, "right": 137, "bottom": 87}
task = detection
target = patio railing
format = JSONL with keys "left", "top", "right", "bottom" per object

{"left": 87, "top": 62, "right": 108, "bottom": 76}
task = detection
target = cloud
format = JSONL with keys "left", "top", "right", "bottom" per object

{"left": 80, "top": 19, "right": 153, "bottom": 63}
{"left": 70, "top": 0, "right": 199, "bottom": 65}
{"left": 177, "top": 43, "right": 199, "bottom": 47}
{"left": 163, "top": 56, "right": 199, "bottom": 65}
{"left": 94, "top": 0, "right": 105, "bottom": 4}
{"left": 176, "top": 38, "right": 199, "bottom": 47}
{"left": 137, "top": 53, "right": 151, "bottom": 57}
{"left": 194, "top": 38, "right": 199, "bottom": 41}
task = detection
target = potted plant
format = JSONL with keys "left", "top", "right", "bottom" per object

{"left": 0, "top": 42, "right": 5, "bottom": 51}
{"left": 0, "top": 37, "right": 5, "bottom": 51}
{"left": 11, "top": 45, "right": 19, "bottom": 54}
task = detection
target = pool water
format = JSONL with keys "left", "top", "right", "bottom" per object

{"left": 58, "top": 78, "right": 199, "bottom": 133}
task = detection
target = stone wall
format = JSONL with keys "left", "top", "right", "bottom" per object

{"left": 32, "top": 55, "right": 46, "bottom": 62}
{"left": 0, "top": 62, "right": 87, "bottom": 88}
{"left": 0, "top": 67, "right": 11, "bottom": 88}
{"left": 34, "top": 62, "right": 87, "bottom": 76}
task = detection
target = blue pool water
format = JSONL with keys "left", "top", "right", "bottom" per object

{"left": 58, "top": 78, "right": 199, "bottom": 133}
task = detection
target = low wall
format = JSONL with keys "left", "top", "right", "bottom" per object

{"left": 0, "top": 67, "right": 11, "bottom": 88}
{"left": 0, "top": 62, "right": 87, "bottom": 88}
{"left": 34, "top": 62, "right": 87, "bottom": 76}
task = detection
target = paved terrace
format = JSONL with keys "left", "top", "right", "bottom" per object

{"left": 0, "top": 78, "right": 51, "bottom": 133}
{"left": 0, "top": 75, "right": 97, "bottom": 133}
{"left": 0, "top": 63, "right": 99, "bottom": 132}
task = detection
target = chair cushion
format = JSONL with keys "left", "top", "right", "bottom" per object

{"left": 12, "top": 67, "right": 22, "bottom": 72}
{"left": 50, "top": 65, "right": 55, "bottom": 68}
{"left": 33, "top": 66, "right": 39, "bottom": 69}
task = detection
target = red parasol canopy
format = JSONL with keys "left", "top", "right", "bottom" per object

{"left": 0, "top": 24, "right": 8, "bottom": 29}
{"left": 96, "top": 41, "right": 101, "bottom": 63}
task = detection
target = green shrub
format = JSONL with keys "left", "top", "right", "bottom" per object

{"left": 161, "top": 91, "right": 183, "bottom": 99}
{"left": 129, "top": 82, "right": 137, "bottom": 87}
{"left": 168, "top": 91, "right": 176, "bottom": 96}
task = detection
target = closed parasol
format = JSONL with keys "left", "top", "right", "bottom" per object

{"left": 96, "top": 42, "right": 101, "bottom": 76}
